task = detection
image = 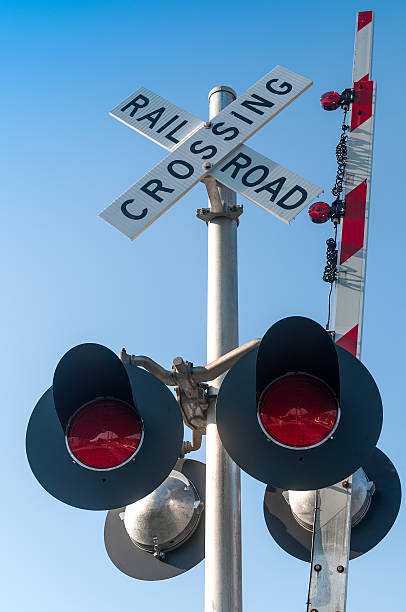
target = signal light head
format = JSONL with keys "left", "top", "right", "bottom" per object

{"left": 216, "top": 316, "right": 383, "bottom": 491}
{"left": 257, "top": 373, "right": 339, "bottom": 449}
{"left": 26, "top": 343, "right": 184, "bottom": 510}
{"left": 320, "top": 91, "right": 342, "bottom": 110}
{"left": 308, "top": 201, "right": 331, "bottom": 223}
{"left": 66, "top": 398, "right": 143, "bottom": 470}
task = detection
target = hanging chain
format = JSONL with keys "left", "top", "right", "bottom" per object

{"left": 331, "top": 108, "right": 349, "bottom": 200}
{"left": 325, "top": 224, "right": 338, "bottom": 331}
{"left": 323, "top": 232, "right": 338, "bottom": 285}
{"left": 324, "top": 108, "right": 349, "bottom": 331}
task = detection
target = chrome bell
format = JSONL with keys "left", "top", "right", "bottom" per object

{"left": 122, "top": 470, "right": 203, "bottom": 560}
{"left": 283, "top": 467, "right": 375, "bottom": 531}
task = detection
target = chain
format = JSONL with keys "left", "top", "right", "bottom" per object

{"left": 325, "top": 225, "right": 338, "bottom": 331}
{"left": 331, "top": 109, "right": 349, "bottom": 200}
{"left": 323, "top": 234, "right": 338, "bottom": 284}
{"left": 324, "top": 109, "right": 349, "bottom": 331}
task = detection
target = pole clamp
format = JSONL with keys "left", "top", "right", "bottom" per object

{"left": 196, "top": 204, "right": 243, "bottom": 223}
{"left": 198, "top": 175, "right": 243, "bottom": 222}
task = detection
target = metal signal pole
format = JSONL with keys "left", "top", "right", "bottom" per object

{"left": 201, "top": 86, "right": 243, "bottom": 612}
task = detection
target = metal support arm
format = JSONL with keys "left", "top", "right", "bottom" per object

{"left": 119, "top": 338, "right": 260, "bottom": 432}
{"left": 119, "top": 350, "right": 176, "bottom": 385}
{"left": 119, "top": 338, "right": 260, "bottom": 385}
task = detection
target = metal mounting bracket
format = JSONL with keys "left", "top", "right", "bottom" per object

{"left": 198, "top": 175, "right": 243, "bottom": 222}
{"left": 119, "top": 338, "right": 260, "bottom": 439}
{"left": 196, "top": 203, "right": 243, "bottom": 223}
{"left": 172, "top": 356, "right": 212, "bottom": 432}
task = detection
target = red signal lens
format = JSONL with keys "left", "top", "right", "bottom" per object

{"left": 308, "top": 201, "right": 331, "bottom": 223}
{"left": 258, "top": 373, "right": 338, "bottom": 448}
{"left": 66, "top": 398, "right": 143, "bottom": 469}
{"left": 320, "top": 91, "right": 341, "bottom": 111}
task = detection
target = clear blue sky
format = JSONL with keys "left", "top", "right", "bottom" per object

{"left": 2, "top": 1, "right": 405, "bottom": 610}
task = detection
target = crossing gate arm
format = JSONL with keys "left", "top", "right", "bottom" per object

{"left": 307, "top": 11, "right": 376, "bottom": 612}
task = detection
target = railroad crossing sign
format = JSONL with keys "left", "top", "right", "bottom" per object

{"left": 99, "top": 66, "right": 323, "bottom": 239}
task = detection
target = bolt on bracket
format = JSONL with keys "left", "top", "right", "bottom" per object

{"left": 152, "top": 536, "right": 166, "bottom": 561}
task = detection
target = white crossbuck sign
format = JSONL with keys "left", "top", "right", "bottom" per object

{"left": 100, "top": 66, "right": 323, "bottom": 240}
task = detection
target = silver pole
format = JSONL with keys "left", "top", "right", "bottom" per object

{"left": 205, "top": 86, "right": 242, "bottom": 612}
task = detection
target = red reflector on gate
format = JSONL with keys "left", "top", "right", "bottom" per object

{"left": 320, "top": 91, "right": 341, "bottom": 110}
{"left": 66, "top": 398, "right": 143, "bottom": 469}
{"left": 308, "top": 201, "right": 331, "bottom": 223}
{"left": 258, "top": 373, "right": 338, "bottom": 448}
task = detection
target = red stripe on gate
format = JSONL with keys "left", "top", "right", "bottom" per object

{"left": 357, "top": 11, "right": 373, "bottom": 31}
{"left": 340, "top": 180, "right": 367, "bottom": 264}
{"left": 336, "top": 325, "right": 358, "bottom": 356}
{"left": 351, "top": 78, "right": 373, "bottom": 131}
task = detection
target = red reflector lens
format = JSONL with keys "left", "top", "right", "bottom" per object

{"left": 66, "top": 398, "right": 143, "bottom": 469}
{"left": 308, "top": 201, "right": 331, "bottom": 223}
{"left": 258, "top": 374, "right": 338, "bottom": 448}
{"left": 320, "top": 91, "right": 341, "bottom": 110}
